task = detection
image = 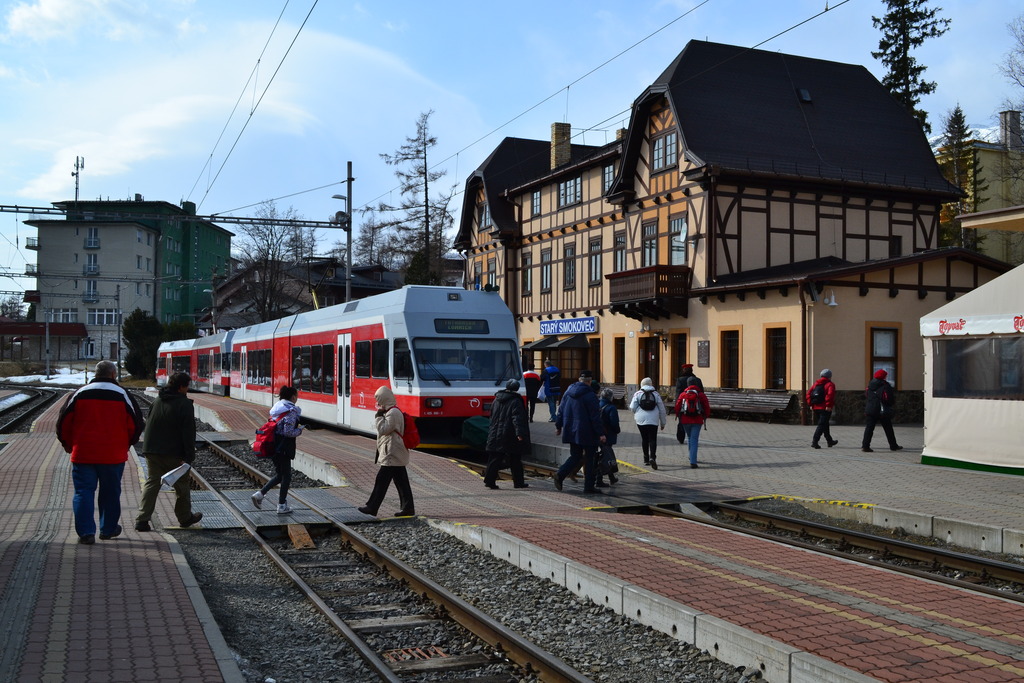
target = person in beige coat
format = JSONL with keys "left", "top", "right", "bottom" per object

{"left": 358, "top": 386, "right": 415, "bottom": 517}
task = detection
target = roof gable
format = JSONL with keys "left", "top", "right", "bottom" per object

{"left": 616, "top": 40, "right": 958, "bottom": 197}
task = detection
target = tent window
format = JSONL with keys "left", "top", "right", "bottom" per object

{"left": 932, "top": 337, "right": 1024, "bottom": 400}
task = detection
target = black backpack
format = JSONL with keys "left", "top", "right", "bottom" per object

{"left": 638, "top": 390, "right": 657, "bottom": 411}
{"left": 809, "top": 383, "right": 826, "bottom": 406}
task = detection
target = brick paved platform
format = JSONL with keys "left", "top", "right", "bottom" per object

{"left": 6, "top": 388, "right": 1024, "bottom": 683}
{"left": 192, "top": 392, "right": 1024, "bottom": 683}
{"left": 0, "top": 400, "right": 242, "bottom": 682}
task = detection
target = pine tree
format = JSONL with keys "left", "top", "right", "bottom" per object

{"left": 368, "top": 111, "right": 456, "bottom": 283}
{"left": 872, "top": 0, "right": 950, "bottom": 134}
{"left": 937, "top": 105, "right": 987, "bottom": 249}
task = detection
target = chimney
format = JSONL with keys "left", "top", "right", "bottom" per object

{"left": 1000, "top": 110, "right": 1022, "bottom": 151}
{"left": 551, "top": 122, "right": 571, "bottom": 170}
{"left": 616, "top": 128, "right": 628, "bottom": 140}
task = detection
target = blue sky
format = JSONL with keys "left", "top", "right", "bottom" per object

{"left": 1, "top": 0, "right": 1021, "bottom": 295}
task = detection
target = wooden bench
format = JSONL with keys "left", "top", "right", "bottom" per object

{"left": 705, "top": 390, "right": 794, "bottom": 423}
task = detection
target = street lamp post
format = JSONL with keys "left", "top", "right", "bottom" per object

{"left": 203, "top": 288, "right": 217, "bottom": 333}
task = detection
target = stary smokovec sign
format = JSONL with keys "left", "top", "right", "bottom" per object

{"left": 539, "top": 317, "right": 597, "bottom": 336}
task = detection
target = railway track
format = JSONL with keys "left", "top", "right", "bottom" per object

{"left": 0, "top": 385, "right": 63, "bottom": 433}
{"left": 189, "top": 436, "right": 595, "bottom": 682}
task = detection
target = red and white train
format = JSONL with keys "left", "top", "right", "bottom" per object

{"left": 156, "top": 286, "right": 522, "bottom": 447}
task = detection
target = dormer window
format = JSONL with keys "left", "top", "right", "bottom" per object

{"left": 652, "top": 131, "right": 678, "bottom": 171}
{"left": 478, "top": 203, "right": 492, "bottom": 230}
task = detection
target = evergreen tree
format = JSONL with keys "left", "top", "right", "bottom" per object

{"left": 872, "top": 0, "right": 950, "bottom": 134}
{"left": 122, "top": 308, "right": 162, "bottom": 379}
{"left": 236, "top": 201, "right": 315, "bottom": 322}
{"left": 937, "top": 105, "right": 987, "bottom": 249}
{"left": 369, "top": 111, "right": 456, "bottom": 281}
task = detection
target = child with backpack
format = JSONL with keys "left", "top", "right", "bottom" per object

{"left": 673, "top": 378, "right": 710, "bottom": 469}
{"left": 252, "top": 386, "right": 304, "bottom": 514}
{"left": 596, "top": 388, "right": 620, "bottom": 486}
{"left": 358, "top": 386, "right": 415, "bottom": 518}
{"left": 806, "top": 368, "right": 838, "bottom": 449}
{"left": 629, "top": 378, "right": 666, "bottom": 470}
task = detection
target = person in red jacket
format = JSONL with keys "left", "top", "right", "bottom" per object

{"left": 56, "top": 360, "right": 144, "bottom": 544}
{"left": 807, "top": 368, "right": 838, "bottom": 449}
{"left": 673, "top": 378, "right": 711, "bottom": 469}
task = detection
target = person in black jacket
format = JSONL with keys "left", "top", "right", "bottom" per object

{"left": 135, "top": 372, "right": 202, "bottom": 531}
{"left": 862, "top": 369, "right": 902, "bottom": 453}
{"left": 483, "top": 379, "right": 531, "bottom": 489}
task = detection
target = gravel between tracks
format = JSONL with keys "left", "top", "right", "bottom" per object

{"left": 175, "top": 519, "right": 761, "bottom": 683}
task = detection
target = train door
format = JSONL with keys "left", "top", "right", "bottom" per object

{"left": 238, "top": 346, "right": 248, "bottom": 402}
{"left": 336, "top": 333, "right": 351, "bottom": 426}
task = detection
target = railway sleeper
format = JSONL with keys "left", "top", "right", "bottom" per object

{"left": 348, "top": 614, "right": 440, "bottom": 632}
{"left": 387, "top": 652, "right": 496, "bottom": 674}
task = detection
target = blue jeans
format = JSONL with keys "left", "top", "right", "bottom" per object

{"left": 682, "top": 423, "right": 702, "bottom": 465}
{"left": 72, "top": 462, "right": 125, "bottom": 538}
{"left": 547, "top": 395, "right": 559, "bottom": 420}
{"left": 557, "top": 443, "right": 598, "bottom": 491}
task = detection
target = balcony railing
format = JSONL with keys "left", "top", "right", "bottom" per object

{"left": 83, "top": 264, "right": 99, "bottom": 276}
{"left": 82, "top": 292, "right": 99, "bottom": 303}
{"left": 608, "top": 264, "right": 689, "bottom": 302}
{"left": 25, "top": 264, "right": 39, "bottom": 276}
{"left": 84, "top": 237, "right": 100, "bottom": 249}
{"left": 25, "top": 236, "right": 39, "bottom": 250}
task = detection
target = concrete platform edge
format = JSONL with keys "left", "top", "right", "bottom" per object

{"left": 167, "top": 532, "right": 245, "bottom": 683}
{"left": 428, "top": 518, "right": 875, "bottom": 683}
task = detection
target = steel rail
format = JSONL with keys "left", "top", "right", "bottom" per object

{"left": 645, "top": 502, "right": 1024, "bottom": 604}
{"left": 186, "top": 463, "right": 403, "bottom": 682}
{"left": 197, "top": 437, "right": 595, "bottom": 682}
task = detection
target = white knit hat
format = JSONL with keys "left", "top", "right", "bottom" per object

{"left": 640, "top": 377, "right": 654, "bottom": 387}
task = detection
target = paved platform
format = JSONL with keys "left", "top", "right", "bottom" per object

{"left": 4, "top": 390, "right": 1024, "bottom": 682}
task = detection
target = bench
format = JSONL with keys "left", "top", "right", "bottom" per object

{"left": 605, "top": 383, "right": 638, "bottom": 407}
{"left": 705, "top": 390, "right": 794, "bottom": 423}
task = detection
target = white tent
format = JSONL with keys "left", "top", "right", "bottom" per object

{"left": 919, "top": 263, "right": 1024, "bottom": 469}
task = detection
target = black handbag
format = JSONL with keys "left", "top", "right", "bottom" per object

{"left": 676, "top": 420, "right": 686, "bottom": 443}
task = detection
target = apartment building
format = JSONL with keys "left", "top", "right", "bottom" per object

{"left": 455, "top": 41, "right": 1010, "bottom": 418}
{"left": 25, "top": 196, "right": 231, "bottom": 360}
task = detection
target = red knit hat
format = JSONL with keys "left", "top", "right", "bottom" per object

{"left": 873, "top": 369, "right": 888, "bottom": 380}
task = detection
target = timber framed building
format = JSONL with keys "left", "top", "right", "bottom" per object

{"left": 454, "top": 41, "right": 1010, "bottom": 420}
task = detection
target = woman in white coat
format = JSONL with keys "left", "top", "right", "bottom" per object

{"left": 358, "top": 386, "right": 415, "bottom": 517}
{"left": 629, "top": 377, "right": 666, "bottom": 469}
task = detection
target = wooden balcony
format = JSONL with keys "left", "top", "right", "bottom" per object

{"left": 607, "top": 264, "right": 690, "bottom": 320}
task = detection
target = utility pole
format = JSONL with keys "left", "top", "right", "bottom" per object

{"left": 346, "top": 161, "right": 353, "bottom": 304}
{"left": 331, "top": 161, "right": 355, "bottom": 303}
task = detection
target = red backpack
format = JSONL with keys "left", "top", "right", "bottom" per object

{"left": 392, "top": 408, "right": 420, "bottom": 449}
{"left": 253, "top": 417, "right": 280, "bottom": 458}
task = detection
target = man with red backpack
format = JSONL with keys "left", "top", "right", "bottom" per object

{"left": 807, "top": 368, "right": 839, "bottom": 449}
{"left": 862, "top": 369, "right": 902, "bottom": 453}
{"left": 673, "top": 378, "right": 710, "bottom": 469}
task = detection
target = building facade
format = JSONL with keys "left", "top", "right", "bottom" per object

{"left": 455, "top": 41, "right": 1010, "bottom": 420}
{"left": 25, "top": 196, "right": 232, "bottom": 361}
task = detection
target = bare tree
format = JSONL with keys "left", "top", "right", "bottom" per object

{"left": 0, "top": 295, "right": 25, "bottom": 320}
{"left": 235, "top": 201, "right": 315, "bottom": 322}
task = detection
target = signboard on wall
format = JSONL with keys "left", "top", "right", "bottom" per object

{"left": 539, "top": 316, "right": 597, "bottom": 336}
{"left": 697, "top": 340, "right": 710, "bottom": 368}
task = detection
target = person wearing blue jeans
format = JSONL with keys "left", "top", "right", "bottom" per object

{"left": 57, "top": 360, "right": 145, "bottom": 544}
{"left": 673, "top": 379, "right": 711, "bottom": 469}
{"left": 554, "top": 370, "right": 606, "bottom": 493}
{"left": 543, "top": 360, "right": 562, "bottom": 421}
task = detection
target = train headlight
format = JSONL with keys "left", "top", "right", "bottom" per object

{"left": 426, "top": 398, "right": 443, "bottom": 408}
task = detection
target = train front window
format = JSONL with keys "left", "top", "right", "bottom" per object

{"left": 394, "top": 338, "right": 413, "bottom": 379}
{"left": 412, "top": 338, "right": 518, "bottom": 382}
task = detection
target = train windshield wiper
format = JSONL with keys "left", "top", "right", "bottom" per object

{"left": 494, "top": 359, "right": 514, "bottom": 386}
{"left": 421, "top": 360, "right": 451, "bottom": 386}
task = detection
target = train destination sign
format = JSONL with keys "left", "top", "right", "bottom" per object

{"left": 539, "top": 317, "right": 597, "bottom": 336}
{"left": 434, "top": 319, "right": 490, "bottom": 334}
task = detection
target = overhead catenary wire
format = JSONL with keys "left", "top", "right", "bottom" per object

{"left": 224, "top": 0, "right": 850, "bottom": 221}
{"left": 191, "top": 0, "right": 320, "bottom": 212}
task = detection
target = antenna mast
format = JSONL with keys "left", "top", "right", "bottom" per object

{"left": 72, "top": 156, "right": 85, "bottom": 202}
